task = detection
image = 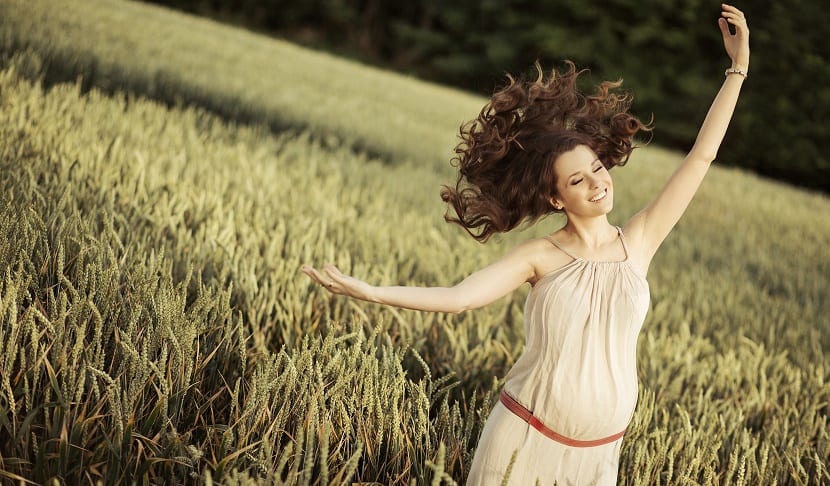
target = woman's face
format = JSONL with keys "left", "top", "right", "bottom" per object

{"left": 550, "top": 144, "right": 614, "bottom": 216}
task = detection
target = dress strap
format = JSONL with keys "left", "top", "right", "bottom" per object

{"left": 615, "top": 226, "right": 631, "bottom": 260}
{"left": 543, "top": 235, "right": 580, "bottom": 261}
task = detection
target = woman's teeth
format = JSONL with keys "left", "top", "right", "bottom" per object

{"left": 590, "top": 189, "right": 607, "bottom": 202}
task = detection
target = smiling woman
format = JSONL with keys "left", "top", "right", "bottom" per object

{"left": 440, "top": 60, "right": 649, "bottom": 243}
{"left": 302, "top": 4, "right": 751, "bottom": 484}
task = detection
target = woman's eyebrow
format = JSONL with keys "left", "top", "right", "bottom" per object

{"left": 567, "top": 159, "right": 601, "bottom": 178}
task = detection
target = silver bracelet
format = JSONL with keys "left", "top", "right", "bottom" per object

{"left": 725, "top": 67, "right": 748, "bottom": 78}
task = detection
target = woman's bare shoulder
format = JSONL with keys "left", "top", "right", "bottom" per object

{"left": 511, "top": 235, "right": 576, "bottom": 284}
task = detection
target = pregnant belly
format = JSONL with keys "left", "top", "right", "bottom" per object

{"left": 503, "top": 358, "right": 639, "bottom": 441}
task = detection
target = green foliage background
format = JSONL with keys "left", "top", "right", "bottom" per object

{"left": 0, "top": 0, "right": 828, "bottom": 484}
{"left": 147, "top": 0, "right": 830, "bottom": 192}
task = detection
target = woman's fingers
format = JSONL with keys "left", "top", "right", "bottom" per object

{"left": 322, "top": 265, "right": 342, "bottom": 291}
{"left": 301, "top": 264, "right": 335, "bottom": 288}
{"left": 301, "top": 265, "right": 322, "bottom": 285}
{"left": 301, "top": 264, "right": 372, "bottom": 301}
{"left": 721, "top": 12, "right": 745, "bottom": 24}
{"left": 718, "top": 17, "right": 731, "bottom": 36}
{"left": 322, "top": 264, "right": 341, "bottom": 277}
{"left": 721, "top": 4, "right": 744, "bottom": 16}
{"left": 720, "top": 4, "right": 749, "bottom": 43}
{"left": 721, "top": 4, "right": 747, "bottom": 28}
{"left": 301, "top": 264, "right": 348, "bottom": 293}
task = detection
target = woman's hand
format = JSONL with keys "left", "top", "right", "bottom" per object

{"left": 719, "top": 4, "right": 750, "bottom": 70}
{"left": 301, "top": 264, "right": 375, "bottom": 301}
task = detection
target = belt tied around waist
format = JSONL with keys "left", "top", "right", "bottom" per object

{"left": 499, "top": 391, "right": 626, "bottom": 447}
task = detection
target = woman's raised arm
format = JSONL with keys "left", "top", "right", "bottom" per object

{"left": 301, "top": 240, "right": 537, "bottom": 314}
{"left": 626, "top": 3, "right": 750, "bottom": 262}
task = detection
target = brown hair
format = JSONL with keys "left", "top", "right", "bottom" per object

{"left": 440, "top": 61, "right": 651, "bottom": 242}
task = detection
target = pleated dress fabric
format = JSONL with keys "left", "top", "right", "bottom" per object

{"left": 467, "top": 226, "right": 650, "bottom": 486}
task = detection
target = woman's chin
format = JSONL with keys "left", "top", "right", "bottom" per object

{"left": 592, "top": 198, "right": 613, "bottom": 214}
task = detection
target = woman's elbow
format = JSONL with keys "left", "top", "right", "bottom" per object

{"left": 448, "top": 289, "right": 476, "bottom": 314}
{"left": 687, "top": 147, "right": 717, "bottom": 164}
{"left": 451, "top": 304, "right": 474, "bottom": 314}
{"left": 450, "top": 299, "right": 470, "bottom": 314}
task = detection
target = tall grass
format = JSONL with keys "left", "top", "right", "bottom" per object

{"left": 0, "top": 62, "right": 495, "bottom": 484}
{"left": 0, "top": 0, "right": 828, "bottom": 483}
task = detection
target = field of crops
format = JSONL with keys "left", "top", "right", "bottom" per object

{"left": 0, "top": 0, "right": 828, "bottom": 484}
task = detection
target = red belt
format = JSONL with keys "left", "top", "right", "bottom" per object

{"left": 499, "top": 391, "right": 626, "bottom": 447}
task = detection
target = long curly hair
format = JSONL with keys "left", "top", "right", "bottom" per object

{"left": 440, "top": 61, "right": 651, "bottom": 242}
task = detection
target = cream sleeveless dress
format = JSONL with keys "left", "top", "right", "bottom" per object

{"left": 467, "top": 226, "right": 650, "bottom": 485}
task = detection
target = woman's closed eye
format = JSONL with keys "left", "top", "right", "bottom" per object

{"left": 571, "top": 164, "right": 603, "bottom": 185}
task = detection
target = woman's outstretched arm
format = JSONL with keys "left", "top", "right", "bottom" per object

{"left": 301, "top": 240, "right": 537, "bottom": 314}
{"left": 626, "top": 3, "right": 750, "bottom": 263}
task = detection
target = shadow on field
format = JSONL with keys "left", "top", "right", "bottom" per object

{"left": 1, "top": 45, "right": 389, "bottom": 163}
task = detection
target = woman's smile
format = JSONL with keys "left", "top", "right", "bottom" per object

{"left": 589, "top": 189, "right": 608, "bottom": 202}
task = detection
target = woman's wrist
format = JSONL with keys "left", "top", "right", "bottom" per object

{"left": 730, "top": 62, "right": 749, "bottom": 72}
{"left": 725, "top": 65, "right": 748, "bottom": 79}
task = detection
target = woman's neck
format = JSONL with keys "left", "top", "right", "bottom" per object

{"left": 559, "top": 216, "right": 617, "bottom": 249}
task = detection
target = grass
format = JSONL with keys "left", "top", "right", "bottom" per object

{"left": 0, "top": 0, "right": 828, "bottom": 483}
{"left": 0, "top": 0, "right": 481, "bottom": 169}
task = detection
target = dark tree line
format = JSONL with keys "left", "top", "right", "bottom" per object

{"left": 147, "top": 0, "right": 830, "bottom": 192}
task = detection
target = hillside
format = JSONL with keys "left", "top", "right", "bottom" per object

{"left": 0, "top": 0, "right": 827, "bottom": 484}
{"left": 0, "top": 0, "right": 482, "bottom": 169}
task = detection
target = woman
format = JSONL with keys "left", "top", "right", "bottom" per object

{"left": 302, "top": 4, "right": 749, "bottom": 484}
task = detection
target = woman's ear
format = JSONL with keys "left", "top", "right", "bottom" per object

{"left": 548, "top": 196, "right": 563, "bottom": 210}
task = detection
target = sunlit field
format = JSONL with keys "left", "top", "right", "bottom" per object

{"left": 0, "top": 0, "right": 828, "bottom": 484}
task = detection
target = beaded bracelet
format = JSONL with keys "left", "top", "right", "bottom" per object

{"left": 725, "top": 67, "right": 748, "bottom": 78}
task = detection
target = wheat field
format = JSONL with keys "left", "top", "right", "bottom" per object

{"left": 0, "top": 0, "right": 828, "bottom": 484}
